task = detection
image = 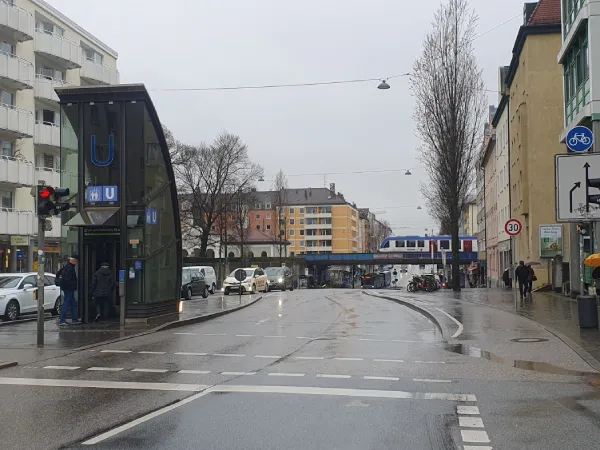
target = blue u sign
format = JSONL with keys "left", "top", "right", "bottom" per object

{"left": 566, "top": 126, "right": 594, "bottom": 152}
{"left": 91, "top": 134, "right": 115, "bottom": 167}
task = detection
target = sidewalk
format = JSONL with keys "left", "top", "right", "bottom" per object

{"left": 0, "top": 294, "right": 261, "bottom": 367}
{"left": 455, "top": 288, "right": 600, "bottom": 369}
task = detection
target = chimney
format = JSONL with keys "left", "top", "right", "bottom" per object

{"left": 308, "top": 187, "right": 312, "bottom": 196}
{"left": 523, "top": 2, "right": 537, "bottom": 25}
{"left": 329, "top": 183, "right": 335, "bottom": 195}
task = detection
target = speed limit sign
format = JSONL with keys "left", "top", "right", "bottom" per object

{"left": 505, "top": 218, "right": 522, "bottom": 236}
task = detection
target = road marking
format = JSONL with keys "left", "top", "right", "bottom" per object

{"left": 459, "top": 417, "right": 484, "bottom": 428}
{"left": 435, "top": 307, "right": 464, "bottom": 338}
{"left": 43, "top": 365, "right": 80, "bottom": 370}
{"left": 178, "top": 370, "right": 211, "bottom": 375}
{"left": 131, "top": 368, "right": 169, "bottom": 373}
{"left": 174, "top": 352, "right": 207, "bottom": 356}
{"left": 413, "top": 378, "right": 452, "bottom": 383}
{"left": 295, "top": 356, "right": 325, "bottom": 360}
{"left": 213, "top": 353, "right": 245, "bottom": 357}
{"left": 174, "top": 332, "right": 197, "bottom": 335}
{"left": 268, "top": 372, "right": 306, "bottom": 377}
{"left": 256, "top": 318, "right": 269, "bottom": 324}
{"left": 359, "top": 338, "right": 385, "bottom": 342}
{"left": 374, "top": 359, "right": 404, "bottom": 363}
{"left": 460, "top": 430, "right": 490, "bottom": 443}
{"left": 317, "top": 374, "right": 352, "bottom": 379}
{"left": 364, "top": 376, "right": 400, "bottom": 381}
{"left": 457, "top": 406, "right": 480, "bottom": 415}
{"left": 204, "top": 333, "right": 227, "bottom": 336}
{"left": 0, "top": 377, "right": 208, "bottom": 392}
{"left": 236, "top": 334, "right": 255, "bottom": 337}
{"left": 254, "top": 355, "right": 281, "bottom": 359}
{"left": 221, "top": 372, "right": 256, "bottom": 376}
{"left": 296, "top": 336, "right": 313, "bottom": 339}
{"left": 138, "top": 351, "right": 166, "bottom": 355}
{"left": 87, "top": 367, "right": 123, "bottom": 372}
{"left": 335, "top": 357, "right": 363, "bottom": 361}
{"left": 413, "top": 361, "right": 445, "bottom": 364}
{"left": 100, "top": 350, "right": 131, "bottom": 354}
{"left": 463, "top": 447, "right": 492, "bottom": 450}
{"left": 264, "top": 335, "right": 286, "bottom": 338}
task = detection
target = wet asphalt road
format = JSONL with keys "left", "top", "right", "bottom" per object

{"left": 1, "top": 288, "right": 600, "bottom": 449}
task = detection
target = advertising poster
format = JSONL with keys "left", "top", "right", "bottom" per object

{"left": 540, "top": 225, "right": 562, "bottom": 258}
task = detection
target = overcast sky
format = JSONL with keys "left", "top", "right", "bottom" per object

{"left": 48, "top": 0, "right": 530, "bottom": 236}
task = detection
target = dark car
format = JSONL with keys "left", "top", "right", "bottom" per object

{"left": 181, "top": 268, "right": 208, "bottom": 300}
{"left": 265, "top": 267, "right": 295, "bottom": 291}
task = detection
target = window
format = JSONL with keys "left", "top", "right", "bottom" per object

{"left": 44, "top": 275, "right": 54, "bottom": 286}
{"left": 0, "top": 190, "right": 13, "bottom": 208}
{"left": 82, "top": 46, "right": 104, "bottom": 63}
{"left": 265, "top": 203, "right": 271, "bottom": 209}
{"left": 0, "top": 90, "right": 14, "bottom": 106}
{"left": 256, "top": 225, "right": 260, "bottom": 230}
{"left": 564, "top": 25, "right": 589, "bottom": 125}
{"left": 300, "top": 219, "right": 304, "bottom": 225}
{"left": 395, "top": 240, "right": 405, "bottom": 248}
{"left": 563, "top": 0, "right": 586, "bottom": 35}
{"left": 406, "top": 240, "right": 416, "bottom": 248}
{"left": 289, "top": 218, "right": 295, "bottom": 225}
{"left": 289, "top": 230, "right": 295, "bottom": 236}
{"left": 299, "top": 208, "right": 304, "bottom": 214}
{"left": 36, "top": 109, "right": 58, "bottom": 126}
{"left": 20, "top": 275, "right": 36, "bottom": 289}
{"left": 289, "top": 208, "right": 295, "bottom": 214}
{"left": 417, "top": 240, "right": 425, "bottom": 248}
{"left": 280, "top": 219, "right": 285, "bottom": 226}
{"left": 37, "top": 20, "right": 63, "bottom": 36}
{"left": 266, "top": 213, "right": 271, "bottom": 219}
{"left": 256, "top": 214, "right": 260, "bottom": 219}
{"left": 0, "top": 141, "right": 13, "bottom": 157}
{"left": 440, "top": 240, "right": 450, "bottom": 250}
{"left": 383, "top": 241, "right": 390, "bottom": 248}
{"left": 37, "top": 67, "right": 64, "bottom": 81}
{"left": 300, "top": 230, "right": 304, "bottom": 236}
{"left": 299, "top": 241, "right": 305, "bottom": 247}
{"left": 255, "top": 203, "right": 262, "bottom": 209}
{"left": 0, "top": 41, "right": 14, "bottom": 55}
{"left": 266, "top": 224, "right": 271, "bottom": 230}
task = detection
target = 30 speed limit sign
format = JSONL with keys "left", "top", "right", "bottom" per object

{"left": 505, "top": 219, "right": 522, "bottom": 236}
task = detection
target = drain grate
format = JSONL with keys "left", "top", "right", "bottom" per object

{"left": 510, "top": 338, "right": 549, "bottom": 343}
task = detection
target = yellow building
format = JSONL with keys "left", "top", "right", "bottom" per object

{"left": 506, "top": 1, "right": 569, "bottom": 288}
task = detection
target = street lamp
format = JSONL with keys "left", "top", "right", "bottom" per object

{"left": 405, "top": 170, "right": 412, "bottom": 175}
{"left": 377, "top": 80, "right": 391, "bottom": 90}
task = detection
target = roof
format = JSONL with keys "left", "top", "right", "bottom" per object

{"left": 527, "top": 0, "right": 561, "bottom": 26}
{"left": 225, "top": 229, "right": 290, "bottom": 245}
{"left": 253, "top": 187, "right": 353, "bottom": 207}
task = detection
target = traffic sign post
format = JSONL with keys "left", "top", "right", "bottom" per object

{"left": 556, "top": 153, "right": 600, "bottom": 221}
{"left": 566, "top": 126, "right": 594, "bottom": 152}
{"left": 505, "top": 219, "right": 522, "bottom": 294}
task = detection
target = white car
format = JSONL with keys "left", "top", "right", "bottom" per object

{"left": 0, "top": 272, "right": 62, "bottom": 321}
{"left": 186, "top": 266, "right": 217, "bottom": 294}
{"left": 222, "top": 268, "right": 268, "bottom": 295}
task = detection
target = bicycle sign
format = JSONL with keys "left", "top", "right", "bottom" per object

{"left": 566, "top": 126, "right": 594, "bottom": 152}
{"left": 505, "top": 218, "right": 522, "bottom": 236}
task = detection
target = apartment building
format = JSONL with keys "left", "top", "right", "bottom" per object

{"left": 0, "top": 0, "right": 118, "bottom": 271}
{"left": 358, "top": 208, "right": 392, "bottom": 253}
{"left": 459, "top": 201, "right": 478, "bottom": 236}
{"left": 482, "top": 130, "right": 499, "bottom": 285}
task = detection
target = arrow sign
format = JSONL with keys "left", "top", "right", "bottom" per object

{"left": 585, "top": 162, "right": 591, "bottom": 212}
{"left": 570, "top": 182, "right": 581, "bottom": 213}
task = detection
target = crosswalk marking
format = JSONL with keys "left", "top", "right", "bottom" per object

{"left": 131, "top": 368, "right": 169, "bottom": 373}
{"left": 43, "top": 365, "right": 80, "bottom": 370}
{"left": 87, "top": 367, "right": 123, "bottom": 372}
{"left": 178, "top": 370, "right": 211, "bottom": 375}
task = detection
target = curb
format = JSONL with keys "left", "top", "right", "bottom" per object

{"left": 0, "top": 361, "right": 17, "bottom": 370}
{"left": 362, "top": 291, "right": 450, "bottom": 341}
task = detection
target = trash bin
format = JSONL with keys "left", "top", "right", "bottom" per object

{"left": 577, "top": 295, "right": 599, "bottom": 329}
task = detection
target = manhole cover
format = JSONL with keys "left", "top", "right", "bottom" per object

{"left": 510, "top": 338, "right": 549, "bottom": 343}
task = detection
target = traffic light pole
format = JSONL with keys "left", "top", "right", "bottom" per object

{"left": 37, "top": 217, "right": 45, "bottom": 347}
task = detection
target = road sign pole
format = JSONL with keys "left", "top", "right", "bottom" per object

{"left": 580, "top": 228, "right": 586, "bottom": 295}
{"left": 37, "top": 216, "right": 45, "bottom": 347}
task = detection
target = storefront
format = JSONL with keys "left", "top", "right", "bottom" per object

{"left": 56, "top": 84, "right": 182, "bottom": 323}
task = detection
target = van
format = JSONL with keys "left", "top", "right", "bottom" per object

{"left": 187, "top": 266, "right": 217, "bottom": 294}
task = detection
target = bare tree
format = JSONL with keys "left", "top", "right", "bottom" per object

{"left": 411, "top": 0, "right": 485, "bottom": 291}
{"left": 273, "top": 169, "right": 288, "bottom": 262}
{"left": 178, "top": 132, "right": 263, "bottom": 257}
{"left": 230, "top": 189, "right": 256, "bottom": 266}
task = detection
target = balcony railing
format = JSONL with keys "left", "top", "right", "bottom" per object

{"left": 305, "top": 223, "right": 332, "bottom": 229}
{"left": 80, "top": 57, "right": 119, "bottom": 85}
{"left": 305, "top": 212, "right": 332, "bottom": 219}
{"left": 0, "top": 208, "right": 35, "bottom": 235}
{"left": 0, "top": 155, "right": 34, "bottom": 187}
{"left": 305, "top": 234, "right": 332, "bottom": 240}
{"left": 34, "top": 75, "right": 71, "bottom": 103}
{"left": 34, "top": 121, "right": 60, "bottom": 148}
{"left": 34, "top": 29, "right": 81, "bottom": 69}
{"left": 0, "top": 103, "right": 34, "bottom": 138}
{"left": 35, "top": 166, "right": 60, "bottom": 187}
{"left": 0, "top": 51, "right": 34, "bottom": 90}
{"left": 0, "top": 1, "right": 34, "bottom": 42}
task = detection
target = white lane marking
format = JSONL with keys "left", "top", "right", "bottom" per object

{"left": 213, "top": 353, "right": 245, "bottom": 357}
{"left": 178, "top": 370, "right": 211, "bottom": 375}
{"left": 317, "top": 374, "right": 351, "bottom": 379}
{"left": 43, "top": 365, "right": 80, "bottom": 370}
{"left": 100, "top": 350, "right": 131, "bottom": 354}
{"left": 138, "top": 351, "right": 166, "bottom": 355}
{"left": 221, "top": 372, "right": 256, "bottom": 376}
{"left": 334, "top": 357, "right": 363, "bottom": 361}
{"left": 390, "top": 340, "right": 419, "bottom": 343}
{"left": 131, "top": 368, "right": 169, "bottom": 373}
{"left": 457, "top": 406, "right": 480, "bottom": 415}
{"left": 364, "top": 376, "right": 400, "bottom": 381}
{"left": 268, "top": 373, "right": 306, "bottom": 377}
{"left": 204, "top": 333, "right": 227, "bottom": 336}
{"left": 296, "top": 336, "right": 313, "bottom": 339}
{"left": 256, "top": 318, "right": 269, "bottom": 324}
{"left": 81, "top": 387, "right": 213, "bottom": 445}
{"left": 264, "top": 335, "right": 286, "bottom": 338}
{"left": 0, "top": 377, "right": 208, "bottom": 392}
{"left": 295, "top": 356, "right": 325, "bottom": 360}
{"left": 254, "top": 355, "right": 281, "bottom": 359}
{"left": 460, "top": 430, "right": 490, "bottom": 443}
{"left": 236, "top": 334, "right": 255, "bottom": 337}
{"left": 413, "top": 378, "right": 452, "bottom": 383}
{"left": 359, "top": 338, "right": 385, "bottom": 342}
{"left": 459, "top": 417, "right": 485, "bottom": 428}
{"left": 174, "top": 332, "right": 197, "bottom": 336}
{"left": 87, "top": 367, "right": 123, "bottom": 372}
{"left": 435, "top": 307, "right": 464, "bottom": 338}
{"left": 174, "top": 352, "right": 207, "bottom": 356}
{"left": 413, "top": 361, "right": 446, "bottom": 364}
{"left": 374, "top": 359, "right": 404, "bottom": 363}
{"left": 463, "top": 447, "right": 492, "bottom": 450}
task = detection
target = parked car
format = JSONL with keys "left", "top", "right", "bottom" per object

{"left": 186, "top": 266, "right": 217, "bottom": 294}
{"left": 264, "top": 267, "right": 294, "bottom": 291}
{"left": 222, "top": 267, "right": 268, "bottom": 295}
{"left": 181, "top": 268, "right": 208, "bottom": 300}
{"left": 0, "top": 272, "right": 62, "bottom": 321}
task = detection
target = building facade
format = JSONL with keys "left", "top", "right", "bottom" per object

{"left": 0, "top": 0, "right": 119, "bottom": 272}
{"left": 482, "top": 133, "right": 499, "bottom": 285}
{"left": 459, "top": 201, "right": 478, "bottom": 236}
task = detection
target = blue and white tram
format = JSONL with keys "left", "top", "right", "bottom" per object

{"left": 379, "top": 235, "right": 478, "bottom": 254}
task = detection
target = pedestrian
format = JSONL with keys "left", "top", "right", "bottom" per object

{"left": 58, "top": 255, "right": 80, "bottom": 326}
{"left": 527, "top": 264, "right": 536, "bottom": 295}
{"left": 91, "top": 262, "right": 115, "bottom": 323}
{"left": 515, "top": 260, "right": 529, "bottom": 298}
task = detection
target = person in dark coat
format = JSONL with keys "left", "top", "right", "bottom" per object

{"left": 515, "top": 261, "right": 529, "bottom": 298}
{"left": 527, "top": 264, "right": 536, "bottom": 294}
{"left": 91, "top": 262, "right": 115, "bottom": 323}
{"left": 59, "top": 255, "right": 79, "bottom": 326}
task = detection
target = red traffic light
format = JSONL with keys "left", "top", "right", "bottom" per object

{"left": 39, "top": 187, "right": 53, "bottom": 199}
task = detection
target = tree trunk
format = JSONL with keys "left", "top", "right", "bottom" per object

{"left": 451, "top": 220, "right": 461, "bottom": 292}
{"left": 199, "top": 230, "right": 210, "bottom": 257}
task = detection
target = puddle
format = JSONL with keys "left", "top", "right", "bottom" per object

{"left": 445, "top": 344, "right": 596, "bottom": 377}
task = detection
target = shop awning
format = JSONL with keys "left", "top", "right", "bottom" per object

{"left": 64, "top": 207, "right": 120, "bottom": 227}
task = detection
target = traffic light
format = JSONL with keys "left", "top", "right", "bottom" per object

{"left": 52, "top": 188, "right": 71, "bottom": 215}
{"left": 37, "top": 186, "right": 54, "bottom": 216}
{"left": 577, "top": 223, "right": 590, "bottom": 235}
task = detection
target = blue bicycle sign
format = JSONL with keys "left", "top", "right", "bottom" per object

{"left": 566, "top": 126, "right": 594, "bottom": 152}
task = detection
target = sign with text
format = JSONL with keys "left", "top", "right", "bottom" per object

{"left": 86, "top": 186, "right": 118, "bottom": 203}
{"left": 146, "top": 208, "right": 158, "bottom": 225}
{"left": 540, "top": 225, "right": 562, "bottom": 258}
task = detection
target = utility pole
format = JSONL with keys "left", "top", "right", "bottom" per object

{"left": 37, "top": 216, "right": 45, "bottom": 347}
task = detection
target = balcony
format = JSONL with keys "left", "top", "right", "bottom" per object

{"left": 305, "top": 212, "right": 332, "bottom": 219}
{"left": 80, "top": 58, "right": 119, "bottom": 85}
{"left": 35, "top": 166, "right": 60, "bottom": 187}
{"left": 0, "top": 208, "right": 35, "bottom": 235}
{"left": 34, "top": 75, "right": 71, "bottom": 103}
{"left": 305, "top": 223, "right": 332, "bottom": 230}
{"left": 0, "top": 103, "right": 33, "bottom": 138}
{"left": 0, "top": 52, "right": 34, "bottom": 90}
{"left": 34, "top": 30, "right": 81, "bottom": 69}
{"left": 34, "top": 121, "right": 60, "bottom": 148}
{"left": 0, "top": 155, "right": 34, "bottom": 187}
{"left": 305, "top": 234, "right": 332, "bottom": 240}
{"left": 306, "top": 246, "right": 333, "bottom": 252}
{"left": 0, "top": 1, "right": 34, "bottom": 42}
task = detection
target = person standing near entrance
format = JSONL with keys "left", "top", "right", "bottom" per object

{"left": 91, "top": 262, "right": 115, "bottom": 323}
{"left": 515, "top": 261, "right": 529, "bottom": 298}
{"left": 59, "top": 255, "right": 80, "bottom": 326}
